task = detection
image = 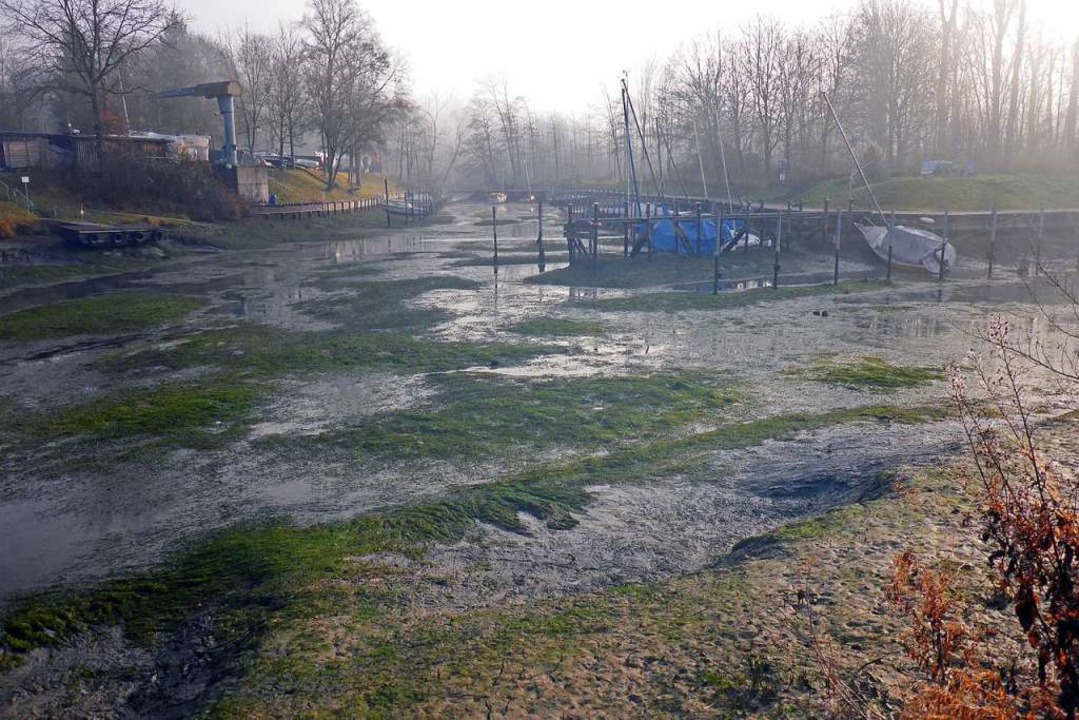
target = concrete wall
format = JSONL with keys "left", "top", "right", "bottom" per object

{"left": 216, "top": 166, "right": 269, "bottom": 205}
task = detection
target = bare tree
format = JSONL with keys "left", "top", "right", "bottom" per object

{"left": 302, "top": 0, "right": 402, "bottom": 190}
{"left": 0, "top": 36, "right": 39, "bottom": 129}
{"left": 1064, "top": 38, "right": 1079, "bottom": 152}
{"left": 0, "top": 0, "right": 178, "bottom": 164}
{"left": 266, "top": 23, "right": 306, "bottom": 159}
{"left": 742, "top": 16, "right": 784, "bottom": 177}
{"left": 225, "top": 26, "right": 273, "bottom": 153}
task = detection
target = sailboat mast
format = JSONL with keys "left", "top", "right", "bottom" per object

{"left": 622, "top": 78, "right": 642, "bottom": 215}
{"left": 821, "top": 91, "right": 886, "bottom": 224}
{"left": 692, "top": 118, "right": 709, "bottom": 200}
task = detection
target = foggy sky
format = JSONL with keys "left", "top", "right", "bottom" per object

{"left": 180, "top": 0, "right": 1079, "bottom": 114}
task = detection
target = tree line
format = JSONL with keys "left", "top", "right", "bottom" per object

{"left": 0, "top": 0, "right": 406, "bottom": 189}
{"left": 3, "top": 0, "right": 1077, "bottom": 194}
{"left": 386, "top": 0, "right": 1079, "bottom": 195}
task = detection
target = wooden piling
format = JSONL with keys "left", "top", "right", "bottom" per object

{"left": 492, "top": 206, "right": 499, "bottom": 274}
{"left": 1036, "top": 208, "right": 1045, "bottom": 275}
{"left": 773, "top": 211, "right": 782, "bottom": 289}
{"left": 646, "top": 203, "right": 653, "bottom": 261}
{"left": 887, "top": 209, "right": 895, "bottom": 282}
{"left": 713, "top": 207, "right": 722, "bottom": 295}
{"left": 537, "top": 201, "right": 545, "bottom": 269}
{"left": 592, "top": 203, "right": 599, "bottom": 272}
{"left": 694, "top": 204, "right": 703, "bottom": 257}
{"left": 744, "top": 206, "right": 750, "bottom": 253}
{"left": 988, "top": 204, "right": 997, "bottom": 279}
{"left": 822, "top": 197, "right": 829, "bottom": 241}
{"left": 833, "top": 208, "right": 841, "bottom": 286}
{"left": 384, "top": 178, "right": 391, "bottom": 228}
{"left": 939, "top": 209, "right": 949, "bottom": 282}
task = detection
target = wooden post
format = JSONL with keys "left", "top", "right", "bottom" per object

{"left": 939, "top": 209, "right": 949, "bottom": 282}
{"left": 744, "top": 205, "right": 750, "bottom": 253}
{"left": 384, "top": 178, "right": 391, "bottom": 228}
{"left": 592, "top": 202, "right": 600, "bottom": 271}
{"left": 887, "top": 209, "right": 895, "bottom": 282}
{"left": 833, "top": 209, "right": 841, "bottom": 286}
{"left": 988, "top": 204, "right": 997, "bottom": 279}
{"left": 646, "top": 203, "right": 653, "bottom": 261}
{"left": 537, "top": 200, "right": 545, "bottom": 269}
{"left": 713, "top": 207, "right": 722, "bottom": 295}
{"left": 822, "top": 197, "right": 829, "bottom": 241}
{"left": 1036, "top": 208, "right": 1045, "bottom": 275}
{"left": 623, "top": 200, "right": 630, "bottom": 257}
{"left": 696, "top": 202, "right": 703, "bottom": 257}
{"left": 773, "top": 211, "right": 782, "bottom": 289}
{"left": 492, "top": 206, "right": 499, "bottom": 274}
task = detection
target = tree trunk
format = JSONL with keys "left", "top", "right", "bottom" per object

{"left": 1064, "top": 39, "right": 1079, "bottom": 151}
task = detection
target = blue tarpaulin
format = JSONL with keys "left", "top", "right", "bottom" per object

{"left": 636, "top": 210, "right": 750, "bottom": 255}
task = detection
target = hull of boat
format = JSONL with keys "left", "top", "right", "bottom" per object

{"left": 856, "top": 223, "right": 957, "bottom": 274}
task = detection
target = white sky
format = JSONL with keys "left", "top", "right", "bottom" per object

{"left": 181, "top": 0, "right": 1079, "bottom": 114}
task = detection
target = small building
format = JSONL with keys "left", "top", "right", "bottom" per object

{"left": 0, "top": 131, "right": 210, "bottom": 172}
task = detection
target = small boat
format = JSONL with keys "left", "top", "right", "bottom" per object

{"left": 855, "top": 222, "right": 956, "bottom": 274}
{"left": 488, "top": 192, "right": 507, "bottom": 204}
{"left": 385, "top": 200, "right": 414, "bottom": 216}
{"left": 822, "top": 92, "right": 958, "bottom": 276}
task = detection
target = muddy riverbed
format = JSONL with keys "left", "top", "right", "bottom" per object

{"left": 1, "top": 202, "right": 1077, "bottom": 604}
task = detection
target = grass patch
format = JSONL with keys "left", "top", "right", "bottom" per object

{"left": 588, "top": 280, "right": 887, "bottom": 313}
{"left": 507, "top": 317, "right": 606, "bottom": 337}
{"left": 22, "top": 376, "right": 266, "bottom": 448}
{"left": 787, "top": 355, "right": 944, "bottom": 390}
{"left": 527, "top": 253, "right": 718, "bottom": 289}
{"left": 0, "top": 392, "right": 955, "bottom": 694}
{"left": 768, "top": 172, "right": 1079, "bottom": 211}
{"left": 295, "top": 276, "right": 479, "bottom": 331}
{"left": 266, "top": 168, "right": 395, "bottom": 204}
{"left": 0, "top": 201, "right": 37, "bottom": 238}
{"left": 105, "top": 323, "right": 559, "bottom": 379}
{"left": 320, "top": 372, "right": 740, "bottom": 460}
{"left": 0, "top": 293, "right": 203, "bottom": 341}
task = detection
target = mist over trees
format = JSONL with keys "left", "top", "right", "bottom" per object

{"left": 1, "top": 0, "right": 1077, "bottom": 193}
{"left": 384, "top": 0, "right": 1079, "bottom": 194}
{"left": 0, "top": 0, "right": 407, "bottom": 190}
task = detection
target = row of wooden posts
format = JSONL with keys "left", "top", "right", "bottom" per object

{"left": 486, "top": 199, "right": 1068, "bottom": 292}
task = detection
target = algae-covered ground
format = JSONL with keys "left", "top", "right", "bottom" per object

{"left": 1, "top": 200, "right": 1077, "bottom": 717}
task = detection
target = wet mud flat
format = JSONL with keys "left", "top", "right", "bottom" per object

{"left": 2, "top": 201, "right": 1078, "bottom": 716}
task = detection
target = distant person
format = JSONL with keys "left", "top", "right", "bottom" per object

{"left": 269, "top": 193, "right": 278, "bottom": 206}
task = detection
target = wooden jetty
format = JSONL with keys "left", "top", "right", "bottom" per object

{"left": 509, "top": 186, "right": 1079, "bottom": 276}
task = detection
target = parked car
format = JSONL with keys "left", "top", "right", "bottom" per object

{"left": 919, "top": 160, "right": 955, "bottom": 177}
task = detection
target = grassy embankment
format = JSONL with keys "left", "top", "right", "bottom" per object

{"left": 766, "top": 172, "right": 1079, "bottom": 212}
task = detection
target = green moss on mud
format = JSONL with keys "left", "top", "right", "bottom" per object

{"left": 295, "top": 276, "right": 479, "bottom": 331}
{"left": 312, "top": 372, "right": 739, "bottom": 460}
{"left": 0, "top": 398, "right": 950, "bottom": 675}
{"left": 106, "top": 323, "right": 559, "bottom": 379}
{"left": 25, "top": 376, "right": 265, "bottom": 446}
{"left": 587, "top": 280, "right": 888, "bottom": 313}
{"left": 507, "top": 318, "right": 606, "bottom": 337}
{"left": 788, "top": 355, "right": 944, "bottom": 390}
{"left": 0, "top": 293, "right": 203, "bottom": 341}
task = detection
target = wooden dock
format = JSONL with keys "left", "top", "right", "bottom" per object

{"left": 55, "top": 222, "right": 164, "bottom": 248}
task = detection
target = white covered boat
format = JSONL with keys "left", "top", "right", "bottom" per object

{"left": 855, "top": 222, "right": 956, "bottom": 275}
